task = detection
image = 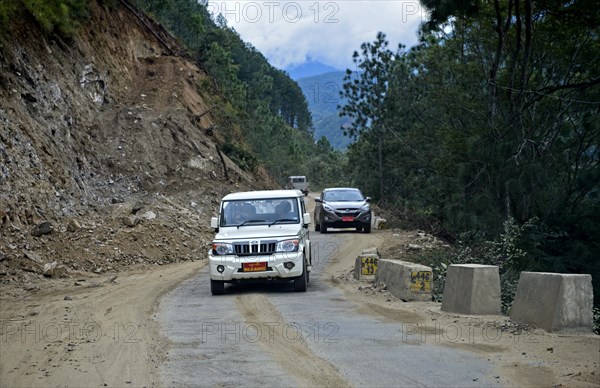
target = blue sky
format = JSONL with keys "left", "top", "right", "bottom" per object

{"left": 206, "top": 1, "right": 428, "bottom": 70}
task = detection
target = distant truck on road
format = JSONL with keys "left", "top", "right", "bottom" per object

{"left": 285, "top": 176, "right": 309, "bottom": 196}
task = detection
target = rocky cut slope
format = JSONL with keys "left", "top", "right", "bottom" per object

{"left": 0, "top": 2, "right": 270, "bottom": 294}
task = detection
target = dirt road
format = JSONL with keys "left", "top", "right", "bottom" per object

{"left": 0, "top": 262, "right": 200, "bottom": 387}
{"left": 157, "top": 228, "right": 498, "bottom": 386}
{"left": 1, "top": 195, "right": 599, "bottom": 387}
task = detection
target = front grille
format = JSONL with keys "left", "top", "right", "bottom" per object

{"left": 234, "top": 241, "right": 277, "bottom": 256}
{"left": 334, "top": 210, "right": 360, "bottom": 217}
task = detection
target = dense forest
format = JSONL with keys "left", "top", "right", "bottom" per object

{"left": 340, "top": 0, "right": 599, "bottom": 306}
{"left": 1, "top": 0, "right": 598, "bottom": 310}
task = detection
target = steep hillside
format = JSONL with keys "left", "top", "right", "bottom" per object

{"left": 0, "top": 2, "right": 275, "bottom": 294}
{"left": 296, "top": 71, "right": 353, "bottom": 150}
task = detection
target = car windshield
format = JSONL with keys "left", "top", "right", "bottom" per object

{"left": 220, "top": 198, "right": 300, "bottom": 227}
{"left": 323, "top": 190, "right": 364, "bottom": 202}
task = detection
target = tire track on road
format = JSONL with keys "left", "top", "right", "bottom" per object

{"left": 235, "top": 294, "right": 350, "bottom": 387}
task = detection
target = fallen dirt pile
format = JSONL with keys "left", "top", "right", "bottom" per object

{"left": 0, "top": 3, "right": 273, "bottom": 296}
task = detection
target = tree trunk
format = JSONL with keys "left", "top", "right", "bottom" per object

{"left": 489, "top": 0, "right": 511, "bottom": 124}
{"left": 378, "top": 133, "right": 384, "bottom": 199}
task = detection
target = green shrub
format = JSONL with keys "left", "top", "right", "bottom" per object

{"left": 0, "top": 0, "right": 17, "bottom": 35}
{"left": 425, "top": 217, "right": 537, "bottom": 314}
{"left": 221, "top": 142, "right": 258, "bottom": 173}
{"left": 99, "top": 0, "right": 117, "bottom": 8}
{"left": 22, "top": 0, "right": 89, "bottom": 35}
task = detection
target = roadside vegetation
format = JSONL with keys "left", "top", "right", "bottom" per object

{"left": 404, "top": 217, "right": 599, "bottom": 334}
{"left": 339, "top": 1, "right": 600, "bottom": 312}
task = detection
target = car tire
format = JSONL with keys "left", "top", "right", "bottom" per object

{"left": 356, "top": 227, "right": 363, "bottom": 232}
{"left": 320, "top": 222, "right": 328, "bottom": 234}
{"left": 293, "top": 258, "right": 307, "bottom": 292}
{"left": 315, "top": 219, "right": 320, "bottom": 231}
{"left": 211, "top": 279, "right": 225, "bottom": 295}
{"left": 363, "top": 224, "right": 372, "bottom": 234}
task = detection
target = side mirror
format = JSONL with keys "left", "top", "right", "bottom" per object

{"left": 365, "top": 197, "right": 371, "bottom": 202}
{"left": 302, "top": 213, "right": 312, "bottom": 226}
{"left": 314, "top": 198, "right": 322, "bottom": 203}
{"left": 210, "top": 217, "right": 219, "bottom": 230}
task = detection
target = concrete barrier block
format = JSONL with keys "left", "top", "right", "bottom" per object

{"left": 441, "top": 264, "right": 501, "bottom": 315}
{"left": 375, "top": 217, "right": 387, "bottom": 230}
{"left": 362, "top": 247, "right": 379, "bottom": 256}
{"left": 353, "top": 254, "right": 378, "bottom": 280}
{"left": 510, "top": 272, "right": 593, "bottom": 333}
{"left": 375, "top": 259, "right": 432, "bottom": 301}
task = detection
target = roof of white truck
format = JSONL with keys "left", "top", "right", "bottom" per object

{"left": 222, "top": 190, "right": 304, "bottom": 201}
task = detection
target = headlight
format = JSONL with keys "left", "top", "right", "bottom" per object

{"left": 276, "top": 239, "right": 299, "bottom": 252}
{"left": 212, "top": 242, "right": 234, "bottom": 255}
{"left": 360, "top": 204, "right": 370, "bottom": 212}
{"left": 323, "top": 204, "right": 334, "bottom": 212}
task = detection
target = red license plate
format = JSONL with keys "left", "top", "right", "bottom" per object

{"left": 242, "top": 262, "right": 267, "bottom": 272}
{"left": 342, "top": 216, "right": 354, "bottom": 222}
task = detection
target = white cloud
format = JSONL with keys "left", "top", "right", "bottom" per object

{"left": 207, "top": 1, "right": 427, "bottom": 70}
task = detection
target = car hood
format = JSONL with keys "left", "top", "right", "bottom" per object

{"left": 214, "top": 225, "right": 302, "bottom": 241}
{"left": 324, "top": 200, "right": 368, "bottom": 210}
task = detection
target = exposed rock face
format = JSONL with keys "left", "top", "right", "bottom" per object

{"left": 0, "top": 3, "right": 275, "bottom": 290}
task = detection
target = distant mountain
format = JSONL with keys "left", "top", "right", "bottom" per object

{"left": 286, "top": 60, "right": 340, "bottom": 80}
{"left": 296, "top": 71, "right": 355, "bottom": 150}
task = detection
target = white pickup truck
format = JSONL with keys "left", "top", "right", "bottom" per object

{"left": 208, "top": 190, "right": 312, "bottom": 295}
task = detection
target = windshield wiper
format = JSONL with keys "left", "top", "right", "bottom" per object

{"left": 237, "top": 219, "right": 266, "bottom": 228}
{"left": 268, "top": 219, "right": 297, "bottom": 226}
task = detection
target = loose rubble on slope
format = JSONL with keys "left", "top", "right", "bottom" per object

{"left": 0, "top": 2, "right": 273, "bottom": 297}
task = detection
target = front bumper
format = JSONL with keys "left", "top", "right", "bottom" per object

{"left": 322, "top": 210, "right": 371, "bottom": 228}
{"left": 209, "top": 251, "right": 304, "bottom": 282}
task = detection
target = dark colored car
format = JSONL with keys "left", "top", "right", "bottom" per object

{"left": 314, "top": 188, "right": 372, "bottom": 233}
